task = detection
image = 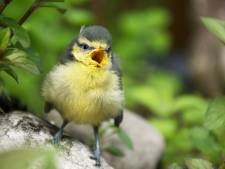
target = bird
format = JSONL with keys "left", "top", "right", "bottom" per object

{"left": 42, "top": 25, "right": 124, "bottom": 166}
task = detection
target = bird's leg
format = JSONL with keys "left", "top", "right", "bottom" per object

{"left": 91, "top": 125, "right": 101, "bottom": 166}
{"left": 53, "top": 120, "right": 68, "bottom": 144}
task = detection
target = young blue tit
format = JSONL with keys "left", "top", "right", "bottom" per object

{"left": 42, "top": 25, "right": 124, "bottom": 166}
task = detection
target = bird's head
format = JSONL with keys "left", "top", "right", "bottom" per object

{"left": 70, "top": 25, "right": 113, "bottom": 69}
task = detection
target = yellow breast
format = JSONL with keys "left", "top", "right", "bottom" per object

{"left": 42, "top": 62, "right": 123, "bottom": 125}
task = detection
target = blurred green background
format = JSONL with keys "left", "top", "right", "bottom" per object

{"left": 0, "top": 0, "right": 225, "bottom": 168}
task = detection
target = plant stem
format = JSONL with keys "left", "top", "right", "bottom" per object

{"left": 18, "top": 0, "right": 42, "bottom": 25}
{"left": 0, "top": 0, "right": 12, "bottom": 13}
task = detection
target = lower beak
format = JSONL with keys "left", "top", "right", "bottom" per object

{"left": 89, "top": 49, "right": 107, "bottom": 66}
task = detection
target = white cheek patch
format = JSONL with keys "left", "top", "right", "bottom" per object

{"left": 72, "top": 45, "right": 87, "bottom": 61}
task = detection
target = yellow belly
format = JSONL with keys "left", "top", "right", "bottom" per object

{"left": 42, "top": 62, "right": 123, "bottom": 125}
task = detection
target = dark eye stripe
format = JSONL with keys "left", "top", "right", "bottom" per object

{"left": 78, "top": 42, "right": 88, "bottom": 49}
{"left": 77, "top": 42, "right": 94, "bottom": 50}
{"left": 106, "top": 47, "right": 111, "bottom": 53}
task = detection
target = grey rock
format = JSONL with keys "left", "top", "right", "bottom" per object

{"left": 0, "top": 111, "right": 113, "bottom": 169}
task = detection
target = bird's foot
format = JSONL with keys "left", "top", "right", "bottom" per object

{"left": 52, "top": 130, "right": 62, "bottom": 144}
{"left": 90, "top": 150, "right": 101, "bottom": 167}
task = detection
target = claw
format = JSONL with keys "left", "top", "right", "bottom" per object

{"left": 94, "top": 150, "right": 101, "bottom": 166}
{"left": 52, "top": 120, "right": 67, "bottom": 145}
{"left": 90, "top": 149, "right": 101, "bottom": 167}
{"left": 95, "top": 161, "right": 101, "bottom": 167}
{"left": 90, "top": 156, "right": 96, "bottom": 160}
{"left": 90, "top": 156, "right": 101, "bottom": 167}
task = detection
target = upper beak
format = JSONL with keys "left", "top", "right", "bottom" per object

{"left": 89, "top": 49, "right": 107, "bottom": 66}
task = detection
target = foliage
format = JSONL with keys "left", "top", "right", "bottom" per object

{"left": 105, "top": 145, "right": 125, "bottom": 157}
{"left": 0, "top": 0, "right": 75, "bottom": 111}
{"left": 99, "top": 123, "right": 133, "bottom": 157}
{"left": 123, "top": 15, "right": 225, "bottom": 164}
{"left": 204, "top": 96, "right": 225, "bottom": 130}
{"left": 185, "top": 158, "right": 213, "bottom": 169}
{"left": 0, "top": 147, "right": 57, "bottom": 169}
{"left": 115, "top": 8, "right": 171, "bottom": 77}
{"left": 169, "top": 158, "right": 225, "bottom": 169}
{"left": 117, "top": 8, "right": 171, "bottom": 57}
{"left": 0, "top": 0, "right": 92, "bottom": 112}
{"left": 126, "top": 69, "right": 225, "bottom": 167}
{"left": 0, "top": 23, "right": 39, "bottom": 91}
{"left": 163, "top": 17, "right": 225, "bottom": 168}
{"left": 115, "top": 127, "right": 133, "bottom": 149}
{"left": 201, "top": 17, "right": 225, "bottom": 44}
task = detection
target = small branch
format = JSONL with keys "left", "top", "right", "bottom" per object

{"left": 0, "top": 0, "right": 12, "bottom": 13}
{"left": 18, "top": 0, "right": 42, "bottom": 26}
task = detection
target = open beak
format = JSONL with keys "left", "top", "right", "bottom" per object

{"left": 89, "top": 49, "right": 107, "bottom": 67}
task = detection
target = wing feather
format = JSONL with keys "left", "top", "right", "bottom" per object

{"left": 111, "top": 53, "right": 124, "bottom": 127}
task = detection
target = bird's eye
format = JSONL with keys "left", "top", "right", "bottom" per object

{"left": 106, "top": 47, "right": 111, "bottom": 53}
{"left": 80, "top": 43, "right": 89, "bottom": 50}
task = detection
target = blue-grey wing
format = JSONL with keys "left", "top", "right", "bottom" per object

{"left": 111, "top": 53, "right": 123, "bottom": 127}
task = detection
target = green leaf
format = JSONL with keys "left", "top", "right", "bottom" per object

{"left": 3, "top": 49, "right": 40, "bottom": 74}
{"left": 169, "top": 163, "right": 184, "bottom": 169}
{"left": 185, "top": 158, "right": 213, "bottom": 169}
{"left": 115, "top": 128, "right": 133, "bottom": 149}
{"left": 191, "top": 127, "right": 222, "bottom": 155}
{"left": 204, "top": 96, "right": 225, "bottom": 130}
{"left": 1, "top": 65, "right": 18, "bottom": 83}
{"left": 0, "top": 15, "right": 18, "bottom": 28}
{"left": 12, "top": 27, "right": 30, "bottom": 48}
{"left": 105, "top": 145, "right": 125, "bottom": 157}
{"left": 150, "top": 118, "right": 177, "bottom": 139}
{"left": 201, "top": 17, "right": 225, "bottom": 44}
{"left": 174, "top": 95, "right": 207, "bottom": 124}
{"left": 0, "top": 27, "right": 10, "bottom": 50}
{"left": 39, "top": 2, "right": 68, "bottom": 13}
{"left": 0, "top": 148, "right": 57, "bottom": 169}
{"left": 174, "top": 95, "right": 207, "bottom": 112}
{"left": 0, "top": 15, "right": 30, "bottom": 48}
